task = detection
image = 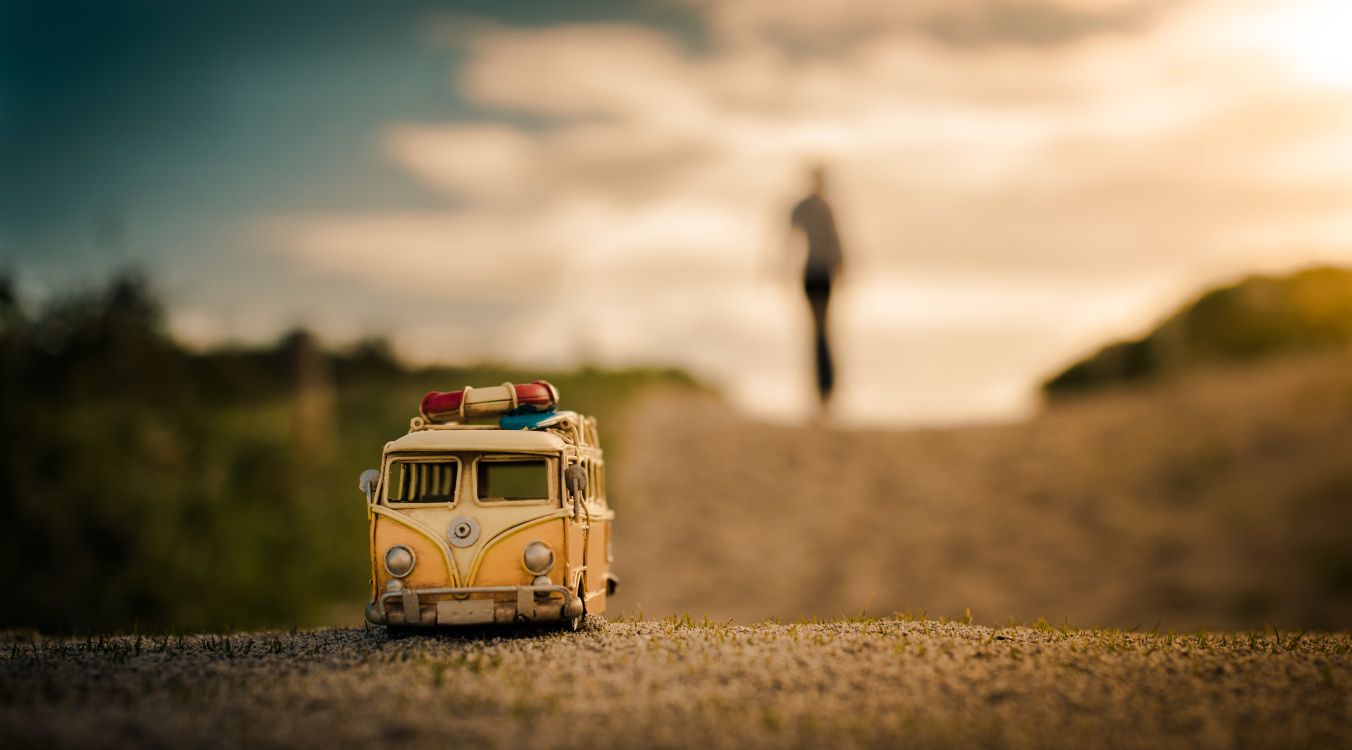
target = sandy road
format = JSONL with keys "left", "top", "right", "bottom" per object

{"left": 610, "top": 351, "right": 1352, "bottom": 630}
{"left": 2, "top": 619, "right": 1349, "bottom": 749}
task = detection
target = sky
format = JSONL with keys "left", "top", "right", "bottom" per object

{"left": 4, "top": 0, "right": 1352, "bottom": 426}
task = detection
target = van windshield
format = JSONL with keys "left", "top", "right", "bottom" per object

{"left": 477, "top": 457, "right": 551, "bottom": 502}
{"left": 387, "top": 459, "right": 458, "bottom": 503}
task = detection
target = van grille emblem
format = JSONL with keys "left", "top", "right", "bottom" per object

{"left": 447, "top": 515, "right": 480, "bottom": 547}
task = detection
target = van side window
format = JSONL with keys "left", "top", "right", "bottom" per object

{"left": 388, "top": 460, "right": 458, "bottom": 503}
{"left": 477, "top": 458, "right": 550, "bottom": 502}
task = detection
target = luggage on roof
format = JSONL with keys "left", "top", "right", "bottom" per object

{"left": 420, "top": 380, "right": 559, "bottom": 423}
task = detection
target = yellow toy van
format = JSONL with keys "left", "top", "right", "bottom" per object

{"left": 359, "top": 381, "right": 615, "bottom": 629}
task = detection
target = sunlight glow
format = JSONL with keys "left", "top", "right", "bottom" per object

{"left": 1259, "top": 0, "right": 1352, "bottom": 90}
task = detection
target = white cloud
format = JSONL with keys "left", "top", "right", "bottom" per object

{"left": 681, "top": 0, "right": 1170, "bottom": 48}
{"left": 384, "top": 123, "right": 540, "bottom": 201}
{"left": 458, "top": 23, "right": 707, "bottom": 124}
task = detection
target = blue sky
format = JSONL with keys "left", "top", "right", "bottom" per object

{"left": 4, "top": 0, "right": 1352, "bottom": 425}
{"left": 1, "top": 1, "right": 694, "bottom": 273}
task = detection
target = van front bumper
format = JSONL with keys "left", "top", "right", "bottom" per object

{"left": 365, "top": 584, "right": 583, "bottom": 627}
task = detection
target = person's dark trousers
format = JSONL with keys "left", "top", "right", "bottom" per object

{"left": 803, "top": 275, "right": 834, "bottom": 404}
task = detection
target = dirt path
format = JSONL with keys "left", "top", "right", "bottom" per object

{"left": 2, "top": 620, "right": 1348, "bottom": 749}
{"left": 609, "top": 350, "right": 1352, "bottom": 630}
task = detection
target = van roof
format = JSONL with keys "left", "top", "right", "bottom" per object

{"left": 385, "top": 426, "right": 568, "bottom": 454}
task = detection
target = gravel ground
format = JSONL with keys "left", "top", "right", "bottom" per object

{"left": 3, "top": 619, "right": 1349, "bottom": 749}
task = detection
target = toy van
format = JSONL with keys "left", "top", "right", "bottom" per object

{"left": 359, "top": 381, "right": 615, "bottom": 629}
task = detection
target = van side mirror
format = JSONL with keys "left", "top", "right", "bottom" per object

{"left": 564, "top": 464, "right": 588, "bottom": 496}
{"left": 358, "top": 469, "right": 380, "bottom": 503}
{"left": 564, "top": 464, "right": 588, "bottom": 521}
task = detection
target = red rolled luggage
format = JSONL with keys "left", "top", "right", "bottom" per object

{"left": 420, "top": 380, "right": 559, "bottom": 423}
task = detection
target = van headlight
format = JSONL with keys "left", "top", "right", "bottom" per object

{"left": 523, "top": 542, "right": 554, "bottom": 575}
{"left": 384, "top": 545, "right": 415, "bottom": 578}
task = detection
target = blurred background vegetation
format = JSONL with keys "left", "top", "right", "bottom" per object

{"left": 1045, "top": 266, "right": 1352, "bottom": 394}
{"left": 0, "top": 271, "right": 694, "bottom": 633}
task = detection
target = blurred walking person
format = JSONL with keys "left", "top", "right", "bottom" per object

{"left": 789, "top": 165, "right": 844, "bottom": 409}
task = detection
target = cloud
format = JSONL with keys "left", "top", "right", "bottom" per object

{"left": 262, "top": 0, "right": 1352, "bottom": 425}
{"left": 681, "top": 0, "right": 1178, "bottom": 49}
{"left": 383, "top": 123, "right": 540, "bottom": 201}
{"left": 458, "top": 23, "right": 706, "bottom": 124}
